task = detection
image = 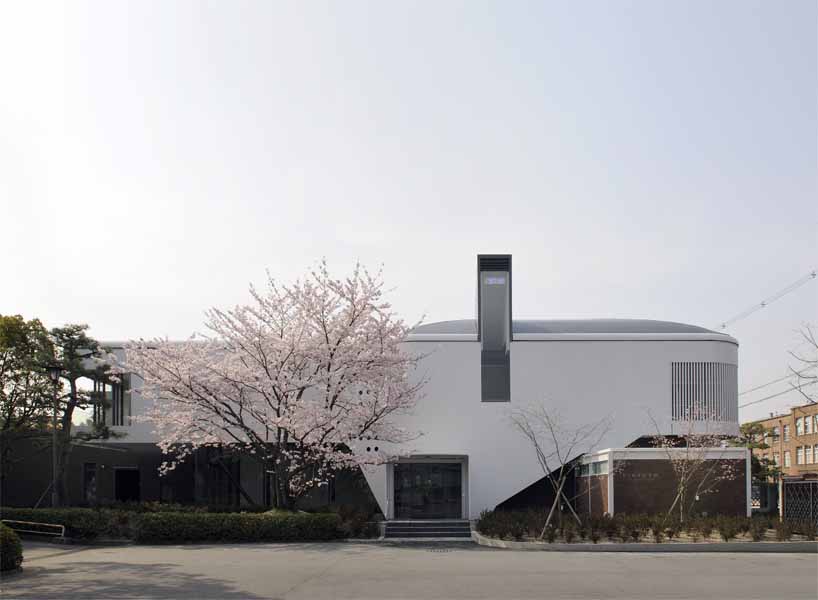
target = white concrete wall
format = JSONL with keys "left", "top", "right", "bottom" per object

{"left": 362, "top": 337, "right": 739, "bottom": 519}
{"left": 100, "top": 347, "right": 158, "bottom": 444}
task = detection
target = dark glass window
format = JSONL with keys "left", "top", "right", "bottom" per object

{"left": 394, "top": 463, "right": 462, "bottom": 519}
{"left": 83, "top": 462, "right": 97, "bottom": 505}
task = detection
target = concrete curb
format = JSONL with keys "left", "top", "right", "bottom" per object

{"left": 472, "top": 531, "right": 818, "bottom": 553}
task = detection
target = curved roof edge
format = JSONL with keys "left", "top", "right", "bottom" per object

{"left": 407, "top": 319, "right": 738, "bottom": 345}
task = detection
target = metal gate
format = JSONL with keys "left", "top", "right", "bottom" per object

{"left": 782, "top": 480, "right": 818, "bottom": 525}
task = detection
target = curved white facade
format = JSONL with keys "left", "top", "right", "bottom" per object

{"left": 359, "top": 254, "right": 739, "bottom": 520}
{"left": 361, "top": 329, "right": 738, "bottom": 519}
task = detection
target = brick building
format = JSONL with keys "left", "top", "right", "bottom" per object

{"left": 575, "top": 447, "right": 750, "bottom": 517}
{"left": 750, "top": 402, "right": 818, "bottom": 478}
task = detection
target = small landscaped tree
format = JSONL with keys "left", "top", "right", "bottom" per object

{"left": 1, "top": 317, "right": 119, "bottom": 506}
{"left": 49, "top": 325, "right": 122, "bottom": 506}
{"left": 124, "top": 262, "right": 423, "bottom": 509}
{"left": 731, "top": 421, "right": 780, "bottom": 483}
{"left": 0, "top": 315, "right": 53, "bottom": 499}
{"left": 509, "top": 403, "right": 612, "bottom": 537}
{"left": 648, "top": 412, "right": 741, "bottom": 524}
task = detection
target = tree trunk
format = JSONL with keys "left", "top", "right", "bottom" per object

{"left": 53, "top": 379, "right": 77, "bottom": 507}
{"left": 274, "top": 461, "right": 293, "bottom": 510}
{"left": 54, "top": 430, "right": 72, "bottom": 506}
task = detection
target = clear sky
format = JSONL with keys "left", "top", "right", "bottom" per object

{"left": 1, "top": 1, "right": 816, "bottom": 422}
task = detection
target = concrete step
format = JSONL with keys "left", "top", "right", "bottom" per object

{"left": 386, "top": 525, "right": 470, "bottom": 531}
{"left": 384, "top": 521, "right": 471, "bottom": 539}
{"left": 384, "top": 530, "right": 472, "bottom": 538}
{"left": 388, "top": 520, "right": 469, "bottom": 526}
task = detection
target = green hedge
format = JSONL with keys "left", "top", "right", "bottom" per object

{"left": 0, "top": 507, "right": 345, "bottom": 543}
{"left": 0, "top": 523, "right": 23, "bottom": 571}
{"left": 132, "top": 511, "right": 342, "bottom": 543}
{"left": 0, "top": 507, "right": 117, "bottom": 539}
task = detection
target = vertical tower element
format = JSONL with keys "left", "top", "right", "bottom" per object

{"left": 478, "top": 254, "right": 511, "bottom": 402}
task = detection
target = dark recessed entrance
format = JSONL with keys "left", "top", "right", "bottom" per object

{"left": 114, "top": 468, "right": 141, "bottom": 503}
{"left": 394, "top": 463, "right": 462, "bottom": 520}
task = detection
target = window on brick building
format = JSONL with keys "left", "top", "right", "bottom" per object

{"left": 784, "top": 451, "right": 791, "bottom": 468}
{"left": 795, "top": 417, "right": 804, "bottom": 436}
{"left": 806, "top": 445, "right": 814, "bottom": 465}
{"left": 796, "top": 446, "right": 804, "bottom": 465}
{"left": 773, "top": 452, "right": 780, "bottom": 466}
{"left": 805, "top": 416, "right": 813, "bottom": 435}
{"left": 783, "top": 425, "right": 790, "bottom": 441}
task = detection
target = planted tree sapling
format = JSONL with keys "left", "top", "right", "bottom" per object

{"left": 509, "top": 403, "right": 611, "bottom": 537}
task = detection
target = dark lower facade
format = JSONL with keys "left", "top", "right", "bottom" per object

{"left": 1, "top": 438, "right": 378, "bottom": 512}
{"left": 2, "top": 439, "right": 749, "bottom": 520}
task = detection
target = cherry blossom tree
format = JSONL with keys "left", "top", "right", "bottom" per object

{"left": 124, "top": 262, "right": 424, "bottom": 509}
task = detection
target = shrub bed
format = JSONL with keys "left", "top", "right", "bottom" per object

{"left": 0, "top": 507, "right": 114, "bottom": 539}
{"left": 131, "top": 511, "right": 342, "bottom": 543}
{"left": 1, "top": 506, "right": 343, "bottom": 543}
{"left": 0, "top": 523, "right": 23, "bottom": 571}
{"left": 476, "top": 509, "right": 816, "bottom": 544}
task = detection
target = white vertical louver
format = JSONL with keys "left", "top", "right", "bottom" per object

{"left": 671, "top": 362, "right": 737, "bottom": 421}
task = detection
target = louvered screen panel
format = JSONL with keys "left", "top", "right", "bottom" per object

{"left": 671, "top": 362, "right": 737, "bottom": 421}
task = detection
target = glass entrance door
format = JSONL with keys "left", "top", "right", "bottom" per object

{"left": 394, "top": 463, "right": 462, "bottom": 519}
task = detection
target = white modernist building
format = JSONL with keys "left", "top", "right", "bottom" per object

{"left": 359, "top": 255, "right": 739, "bottom": 520}
{"left": 82, "top": 254, "right": 739, "bottom": 519}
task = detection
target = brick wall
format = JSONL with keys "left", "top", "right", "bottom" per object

{"left": 613, "top": 458, "right": 746, "bottom": 516}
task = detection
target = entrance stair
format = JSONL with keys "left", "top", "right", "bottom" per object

{"left": 384, "top": 520, "right": 472, "bottom": 539}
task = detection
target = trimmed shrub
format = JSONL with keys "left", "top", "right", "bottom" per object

{"left": 792, "top": 519, "right": 817, "bottom": 541}
{"left": 749, "top": 520, "right": 765, "bottom": 542}
{"left": 717, "top": 517, "right": 737, "bottom": 542}
{"left": 1, "top": 507, "right": 107, "bottom": 539}
{"left": 650, "top": 521, "right": 664, "bottom": 544}
{"left": 577, "top": 524, "right": 587, "bottom": 541}
{"left": 476, "top": 508, "right": 551, "bottom": 541}
{"left": 131, "top": 511, "right": 341, "bottom": 543}
{"left": 0, "top": 523, "right": 23, "bottom": 571}
{"left": 544, "top": 526, "right": 557, "bottom": 543}
{"left": 698, "top": 518, "right": 714, "bottom": 540}
{"left": 774, "top": 520, "right": 792, "bottom": 542}
{"left": 326, "top": 505, "right": 379, "bottom": 539}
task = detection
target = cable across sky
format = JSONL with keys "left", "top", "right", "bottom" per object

{"left": 716, "top": 269, "right": 817, "bottom": 331}
{"left": 738, "top": 379, "right": 818, "bottom": 409}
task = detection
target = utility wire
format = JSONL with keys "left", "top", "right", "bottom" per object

{"left": 716, "top": 269, "right": 817, "bottom": 330}
{"left": 738, "top": 379, "right": 818, "bottom": 409}
{"left": 739, "top": 366, "right": 818, "bottom": 396}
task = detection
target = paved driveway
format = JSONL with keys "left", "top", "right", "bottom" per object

{"left": 2, "top": 540, "right": 816, "bottom": 599}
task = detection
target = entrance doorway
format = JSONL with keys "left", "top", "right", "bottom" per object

{"left": 114, "top": 468, "right": 141, "bottom": 503}
{"left": 394, "top": 463, "right": 462, "bottom": 519}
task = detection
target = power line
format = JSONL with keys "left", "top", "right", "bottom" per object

{"left": 739, "top": 366, "right": 818, "bottom": 396}
{"left": 716, "top": 269, "right": 817, "bottom": 331}
{"left": 738, "top": 379, "right": 817, "bottom": 409}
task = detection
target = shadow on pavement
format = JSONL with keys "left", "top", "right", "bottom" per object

{"left": 0, "top": 561, "right": 263, "bottom": 599}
